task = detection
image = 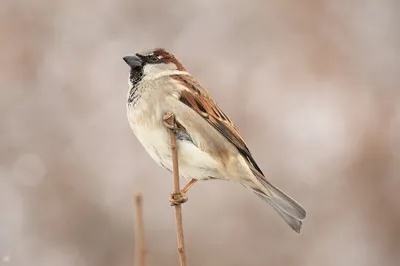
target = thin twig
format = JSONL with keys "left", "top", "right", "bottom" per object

{"left": 134, "top": 192, "right": 145, "bottom": 266}
{"left": 164, "top": 112, "right": 188, "bottom": 266}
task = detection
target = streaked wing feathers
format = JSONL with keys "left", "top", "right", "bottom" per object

{"left": 173, "top": 75, "right": 264, "bottom": 176}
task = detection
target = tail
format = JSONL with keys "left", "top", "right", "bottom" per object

{"left": 251, "top": 176, "right": 307, "bottom": 233}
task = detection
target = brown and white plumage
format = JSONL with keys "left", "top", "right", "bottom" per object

{"left": 123, "top": 48, "right": 306, "bottom": 233}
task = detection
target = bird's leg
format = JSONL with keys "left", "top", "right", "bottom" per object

{"left": 182, "top": 179, "right": 197, "bottom": 194}
{"left": 163, "top": 112, "right": 178, "bottom": 131}
{"left": 169, "top": 179, "right": 197, "bottom": 206}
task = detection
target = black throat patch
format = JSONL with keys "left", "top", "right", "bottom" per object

{"left": 128, "top": 67, "right": 143, "bottom": 104}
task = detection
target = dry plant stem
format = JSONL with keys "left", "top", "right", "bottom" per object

{"left": 163, "top": 112, "right": 188, "bottom": 266}
{"left": 134, "top": 192, "right": 145, "bottom": 266}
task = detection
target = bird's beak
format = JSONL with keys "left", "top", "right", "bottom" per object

{"left": 123, "top": 54, "right": 143, "bottom": 68}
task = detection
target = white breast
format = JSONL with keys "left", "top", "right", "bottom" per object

{"left": 126, "top": 90, "right": 221, "bottom": 181}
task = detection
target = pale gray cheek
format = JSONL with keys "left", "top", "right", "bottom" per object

{"left": 143, "top": 64, "right": 156, "bottom": 76}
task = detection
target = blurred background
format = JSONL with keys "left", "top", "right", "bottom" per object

{"left": 1, "top": 0, "right": 399, "bottom": 265}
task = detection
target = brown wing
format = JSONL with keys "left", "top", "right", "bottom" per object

{"left": 172, "top": 75, "right": 264, "bottom": 176}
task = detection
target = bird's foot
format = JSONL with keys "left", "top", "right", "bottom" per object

{"left": 169, "top": 191, "right": 188, "bottom": 206}
{"left": 163, "top": 112, "right": 177, "bottom": 131}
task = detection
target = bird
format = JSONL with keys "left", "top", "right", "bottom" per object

{"left": 123, "top": 48, "right": 306, "bottom": 233}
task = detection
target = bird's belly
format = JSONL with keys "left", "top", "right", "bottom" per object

{"left": 128, "top": 109, "right": 221, "bottom": 180}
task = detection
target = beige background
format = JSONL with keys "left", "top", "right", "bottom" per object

{"left": 1, "top": 0, "right": 399, "bottom": 266}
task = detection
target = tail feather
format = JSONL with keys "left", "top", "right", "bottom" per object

{"left": 249, "top": 171, "right": 307, "bottom": 233}
{"left": 270, "top": 201, "right": 303, "bottom": 233}
{"left": 254, "top": 190, "right": 303, "bottom": 233}
{"left": 252, "top": 170, "right": 307, "bottom": 220}
{"left": 263, "top": 180, "right": 306, "bottom": 220}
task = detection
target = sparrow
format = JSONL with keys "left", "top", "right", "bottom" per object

{"left": 123, "top": 48, "right": 306, "bottom": 233}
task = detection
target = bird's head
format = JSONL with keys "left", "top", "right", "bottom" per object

{"left": 123, "top": 48, "right": 187, "bottom": 86}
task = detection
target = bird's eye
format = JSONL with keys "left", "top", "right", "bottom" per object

{"left": 148, "top": 55, "right": 160, "bottom": 63}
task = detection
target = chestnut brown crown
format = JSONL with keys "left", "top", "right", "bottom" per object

{"left": 123, "top": 48, "right": 187, "bottom": 74}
